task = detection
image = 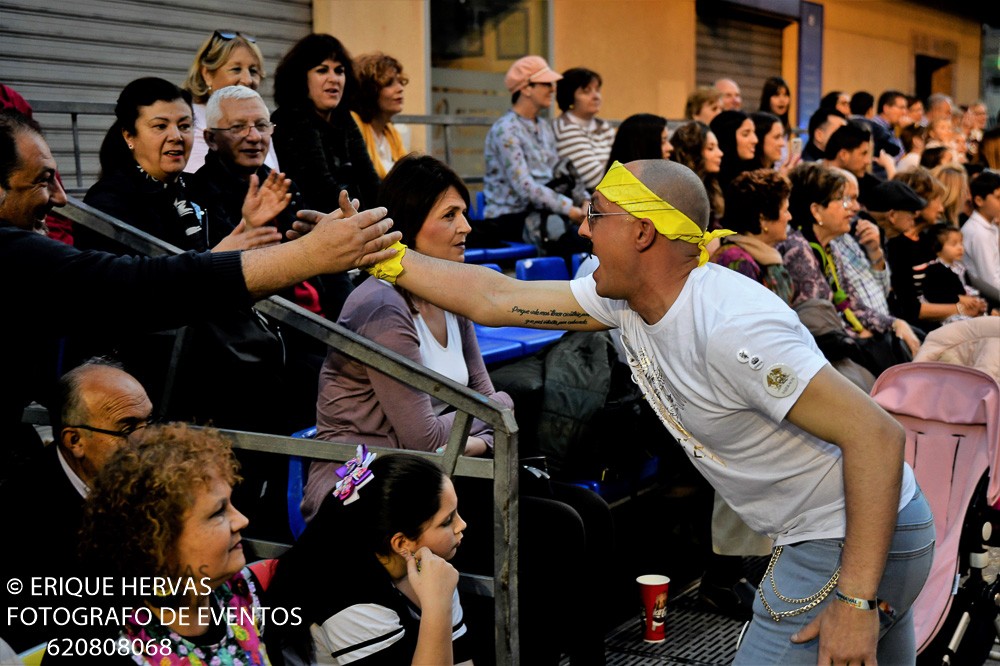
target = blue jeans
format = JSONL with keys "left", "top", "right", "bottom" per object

{"left": 734, "top": 487, "right": 934, "bottom": 665}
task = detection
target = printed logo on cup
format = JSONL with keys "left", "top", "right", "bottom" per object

{"left": 636, "top": 574, "right": 670, "bottom": 643}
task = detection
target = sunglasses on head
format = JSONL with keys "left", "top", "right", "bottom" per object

{"left": 202, "top": 30, "right": 256, "bottom": 59}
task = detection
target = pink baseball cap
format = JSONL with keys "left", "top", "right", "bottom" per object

{"left": 504, "top": 55, "right": 562, "bottom": 94}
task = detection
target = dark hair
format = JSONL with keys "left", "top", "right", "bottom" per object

{"left": 98, "top": 78, "right": 192, "bottom": 176}
{"left": 267, "top": 454, "right": 447, "bottom": 659}
{"left": 723, "top": 169, "right": 790, "bottom": 235}
{"left": 819, "top": 91, "right": 844, "bottom": 110}
{"left": 970, "top": 169, "right": 1000, "bottom": 203}
{"left": 877, "top": 90, "right": 906, "bottom": 116}
{"left": 52, "top": 357, "right": 126, "bottom": 436}
{"left": 274, "top": 33, "right": 356, "bottom": 114}
{"left": 899, "top": 123, "right": 926, "bottom": 153}
{"left": 0, "top": 109, "right": 42, "bottom": 189}
{"left": 353, "top": 52, "right": 405, "bottom": 123}
{"left": 710, "top": 109, "right": 754, "bottom": 185}
{"left": 378, "top": 154, "right": 470, "bottom": 248}
{"left": 670, "top": 121, "right": 724, "bottom": 219}
{"left": 823, "top": 120, "right": 871, "bottom": 160}
{"left": 787, "top": 162, "right": 847, "bottom": 243}
{"left": 849, "top": 91, "right": 874, "bottom": 116}
{"left": 919, "top": 147, "right": 950, "bottom": 170}
{"left": 557, "top": 67, "right": 601, "bottom": 113}
{"left": 924, "top": 222, "right": 961, "bottom": 255}
{"left": 605, "top": 113, "right": 667, "bottom": 171}
{"left": 807, "top": 107, "right": 845, "bottom": 141}
{"left": 750, "top": 111, "right": 782, "bottom": 169}
{"left": 758, "top": 76, "right": 790, "bottom": 132}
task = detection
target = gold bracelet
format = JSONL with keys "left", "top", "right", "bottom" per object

{"left": 366, "top": 241, "right": 408, "bottom": 284}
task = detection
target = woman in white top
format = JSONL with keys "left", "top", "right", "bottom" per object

{"left": 553, "top": 67, "right": 616, "bottom": 190}
{"left": 182, "top": 30, "right": 279, "bottom": 173}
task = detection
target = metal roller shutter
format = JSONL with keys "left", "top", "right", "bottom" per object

{"left": 0, "top": 0, "right": 311, "bottom": 190}
{"left": 696, "top": 12, "right": 785, "bottom": 112}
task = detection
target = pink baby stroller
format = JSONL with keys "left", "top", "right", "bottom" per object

{"left": 871, "top": 361, "right": 1000, "bottom": 664}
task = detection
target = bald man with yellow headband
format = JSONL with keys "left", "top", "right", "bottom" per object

{"left": 366, "top": 159, "right": 932, "bottom": 664}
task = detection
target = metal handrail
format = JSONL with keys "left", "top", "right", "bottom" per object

{"left": 56, "top": 197, "right": 521, "bottom": 664}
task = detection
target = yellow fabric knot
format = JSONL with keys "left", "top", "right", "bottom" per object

{"left": 595, "top": 161, "right": 734, "bottom": 265}
{"left": 366, "top": 241, "right": 408, "bottom": 284}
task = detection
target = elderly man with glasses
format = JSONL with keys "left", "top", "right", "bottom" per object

{"left": 0, "top": 360, "right": 152, "bottom": 652}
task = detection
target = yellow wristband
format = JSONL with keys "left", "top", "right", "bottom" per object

{"left": 366, "top": 241, "right": 407, "bottom": 284}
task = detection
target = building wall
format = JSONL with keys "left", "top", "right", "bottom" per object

{"left": 552, "top": 0, "right": 697, "bottom": 121}
{"left": 313, "top": 0, "right": 430, "bottom": 150}
{"left": 819, "top": 0, "right": 981, "bottom": 104}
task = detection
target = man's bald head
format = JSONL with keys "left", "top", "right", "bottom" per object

{"left": 624, "top": 159, "right": 711, "bottom": 232}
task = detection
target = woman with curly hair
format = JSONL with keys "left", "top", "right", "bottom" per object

{"left": 81, "top": 423, "right": 267, "bottom": 665}
{"left": 351, "top": 51, "right": 410, "bottom": 178}
{"left": 670, "top": 120, "right": 724, "bottom": 222}
{"left": 712, "top": 169, "right": 794, "bottom": 303}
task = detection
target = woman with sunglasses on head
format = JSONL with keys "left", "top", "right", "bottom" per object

{"left": 350, "top": 52, "right": 411, "bottom": 179}
{"left": 183, "top": 30, "right": 278, "bottom": 174}
{"left": 271, "top": 33, "right": 380, "bottom": 214}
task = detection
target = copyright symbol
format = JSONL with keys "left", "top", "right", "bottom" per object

{"left": 7, "top": 578, "right": 22, "bottom": 595}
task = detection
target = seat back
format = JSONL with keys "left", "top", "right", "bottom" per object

{"left": 516, "top": 256, "right": 569, "bottom": 281}
{"left": 871, "top": 362, "right": 1000, "bottom": 652}
{"left": 287, "top": 426, "right": 317, "bottom": 540}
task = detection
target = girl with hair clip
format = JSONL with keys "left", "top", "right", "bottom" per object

{"left": 267, "top": 452, "right": 474, "bottom": 666}
{"left": 182, "top": 30, "right": 278, "bottom": 173}
{"left": 271, "top": 34, "right": 380, "bottom": 212}
{"left": 80, "top": 424, "right": 268, "bottom": 666}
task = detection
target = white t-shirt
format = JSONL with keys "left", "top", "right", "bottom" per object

{"left": 414, "top": 310, "right": 470, "bottom": 415}
{"left": 571, "top": 263, "right": 915, "bottom": 545}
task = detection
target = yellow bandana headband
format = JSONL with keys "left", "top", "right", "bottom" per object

{"left": 595, "top": 161, "right": 734, "bottom": 266}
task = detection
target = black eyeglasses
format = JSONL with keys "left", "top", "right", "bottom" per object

{"left": 209, "top": 121, "right": 275, "bottom": 137}
{"left": 65, "top": 420, "right": 153, "bottom": 440}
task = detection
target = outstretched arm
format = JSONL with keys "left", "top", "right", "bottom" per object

{"left": 241, "top": 199, "right": 400, "bottom": 300}
{"left": 396, "top": 248, "right": 606, "bottom": 330}
{"left": 786, "top": 365, "right": 905, "bottom": 665}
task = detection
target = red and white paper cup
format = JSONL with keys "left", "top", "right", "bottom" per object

{"left": 637, "top": 574, "right": 670, "bottom": 643}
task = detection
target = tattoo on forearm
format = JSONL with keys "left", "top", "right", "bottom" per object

{"left": 510, "top": 305, "right": 590, "bottom": 326}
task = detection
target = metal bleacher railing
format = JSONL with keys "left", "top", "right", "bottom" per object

{"left": 46, "top": 197, "right": 523, "bottom": 665}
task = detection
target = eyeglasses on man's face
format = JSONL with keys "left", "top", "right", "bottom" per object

{"left": 585, "top": 202, "right": 635, "bottom": 226}
{"left": 64, "top": 420, "right": 154, "bottom": 440}
{"left": 209, "top": 121, "right": 275, "bottom": 138}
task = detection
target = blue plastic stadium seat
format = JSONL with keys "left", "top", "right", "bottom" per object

{"left": 463, "top": 248, "right": 488, "bottom": 263}
{"left": 570, "top": 252, "right": 590, "bottom": 277}
{"left": 481, "top": 263, "right": 503, "bottom": 273}
{"left": 287, "top": 426, "right": 317, "bottom": 540}
{"left": 483, "top": 241, "right": 537, "bottom": 263}
{"left": 468, "top": 190, "right": 486, "bottom": 221}
{"left": 477, "top": 335, "right": 525, "bottom": 364}
{"left": 516, "top": 256, "right": 569, "bottom": 281}
{"left": 569, "top": 455, "right": 662, "bottom": 503}
{"left": 474, "top": 324, "right": 565, "bottom": 355}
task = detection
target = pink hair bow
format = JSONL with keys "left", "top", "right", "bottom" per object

{"left": 333, "top": 445, "right": 376, "bottom": 505}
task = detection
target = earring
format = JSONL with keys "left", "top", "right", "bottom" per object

{"left": 761, "top": 225, "right": 768, "bottom": 234}
{"left": 127, "top": 143, "right": 134, "bottom": 150}
{"left": 569, "top": 103, "right": 575, "bottom": 110}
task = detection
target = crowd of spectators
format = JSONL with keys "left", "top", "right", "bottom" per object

{"left": 1, "top": 28, "right": 999, "bottom": 665}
